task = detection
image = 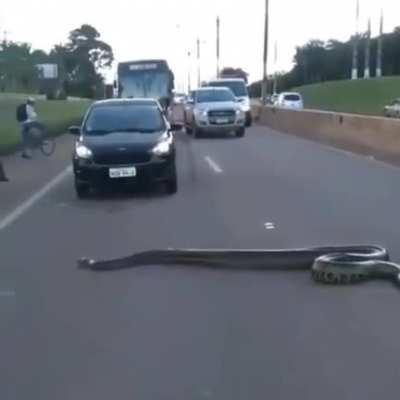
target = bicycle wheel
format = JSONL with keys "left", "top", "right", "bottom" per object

{"left": 40, "top": 137, "right": 56, "bottom": 156}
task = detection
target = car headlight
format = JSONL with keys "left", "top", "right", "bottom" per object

{"left": 75, "top": 144, "right": 93, "bottom": 159}
{"left": 194, "top": 109, "right": 208, "bottom": 118}
{"left": 240, "top": 100, "right": 251, "bottom": 112}
{"left": 236, "top": 109, "right": 245, "bottom": 116}
{"left": 152, "top": 140, "right": 171, "bottom": 156}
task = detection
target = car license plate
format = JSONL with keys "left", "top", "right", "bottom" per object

{"left": 109, "top": 167, "right": 136, "bottom": 178}
{"left": 216, "top": 118, "right": 229, "bottom": 124}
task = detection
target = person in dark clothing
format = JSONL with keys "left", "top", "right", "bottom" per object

{"left": 0, "top": 160, "right": 9, "bottom": 182}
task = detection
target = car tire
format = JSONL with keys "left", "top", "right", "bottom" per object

{"left": 75, "top": 180, "right": 90, "bottom": 199}
{"left": 193, "top": 126, "right": 202, "bottom": 139}
{"left": 245, "top": 113, "right": 253, "bottom": 127}
{"left": 186, "top": 123, "right": 193, "bottom": 135}
{"left": 236, "top": 127, "right": 245, "bottom": 138}
{"left": 166, "top": 176, "right": 178, "bottom": 194}
{"left": 165, "top": 162, "right": 178, "bottom": 194}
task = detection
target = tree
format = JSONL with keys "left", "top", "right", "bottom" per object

{"left": 67, "top": 24, "right": 113, "bottom": 71}
{"left": 0, "top": 41, "right": 37, "bottom": 92}
{"left": 51, "top": 24, "right": 114, "bottom": 97}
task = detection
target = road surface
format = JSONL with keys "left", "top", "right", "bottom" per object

{"left": 2, "top": 126, "right": 400, "bottom": 400}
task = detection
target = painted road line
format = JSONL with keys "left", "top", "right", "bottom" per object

{"left": 264, "top": 222, "right": 276, "bottom": 230}
{"left": 204, "top": 156, "right": 223, "bottom": 174}
{"left": 0, "top": 165, "right": 72, "bottom": 231}
{"left": 0, "top": 290, "right": 16, "bottom": 298}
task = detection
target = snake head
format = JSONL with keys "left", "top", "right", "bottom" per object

{"left": 78, "top": 258, "right": 96, "bottom": 270}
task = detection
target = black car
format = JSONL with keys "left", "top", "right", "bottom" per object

{"left": 69, "top": 99, "right": 178, "bottom": 198}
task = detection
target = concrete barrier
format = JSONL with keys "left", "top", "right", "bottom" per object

{"left": 254, "top": 106, "right": 400, "bottom": 165}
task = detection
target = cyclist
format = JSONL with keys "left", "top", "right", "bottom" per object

{"left": 16, "top": 97, "right": 39, "bottom": 159}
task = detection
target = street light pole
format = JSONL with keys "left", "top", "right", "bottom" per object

{"left": 261, "top": 0, "right": 269, "bottom": 104}
{"left": 197, "top": 38, "right": 201, "bottom": 87}
{"left": 187, "top": 51, "right": 192, "bottom": 93}
{"left": 216, "top": 16, "right": 220, "bottom": 78}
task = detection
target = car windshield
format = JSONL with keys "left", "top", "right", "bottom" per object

{"left": 84, "top": 104, "right": 165, "bottom": 134}
{"left": 207, "top": 81, "right": 248, "bottom": 97}
{"left": 284, "top": 94, "right": 301, "bottom": 101}
{"left": 197, "top": 89, "right": 235, "bottom": 103}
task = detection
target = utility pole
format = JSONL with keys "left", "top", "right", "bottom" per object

{"left": 376, "top": 10, "right": 384, "bottom": 78}
{"left": 3, "top": 30, "right": 10, "bottom": 44}
{"left": 261, "top": 0, "right": 269, "bottom": 104}
{"left": 197, "top": 38, "right": 201, "bottom": 87}
{"left": 351, "top": 0, "right": 360, "bottom": 80}
{"left": 273, "top": 40, "right": 278, "bottom": 95}
{"left": 216, "top": 16, "right": 220, "bottom": 78}
{"left": 187, "top": 51, "right": 192, "bottom": 93}
{"left": 364, "top": 18, "right": 371, "bottom": 79}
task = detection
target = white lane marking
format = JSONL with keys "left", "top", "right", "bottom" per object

{"left": 0, "top": 290, "right": 16, "bottom": 297}
{"left": 0, "top": 166, "right": 72, "bottom": 231}
{"left": 204, "top": 156, "right": 223, "bottom": 174}
{"left": 264, "top": 222, "right": 276, "bottom": 230}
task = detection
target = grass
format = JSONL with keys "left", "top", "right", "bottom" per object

{"left": 0, "top": 93, "right": 91, "bottom": 155}
{"left": 292, "top": 76, "right": 400, "bottom": 116}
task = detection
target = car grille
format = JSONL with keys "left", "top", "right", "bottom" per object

{"left": 208, "top": 109, "right": 236, "bottom": 118}
{"left": 94, "top": 152, "right": 151, "bottom": 165}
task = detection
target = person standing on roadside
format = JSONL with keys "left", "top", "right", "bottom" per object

{"left": 16, "top": 97, "right": 38, "bottom": 159}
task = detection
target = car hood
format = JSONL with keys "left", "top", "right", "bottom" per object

{"left": 81, "top": 131, "right": 165, "bottom": 152}
{"left": 194, "top": 101, "right": 239, "bottom": 112}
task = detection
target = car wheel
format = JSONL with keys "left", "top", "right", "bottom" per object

{"left": 165, "top": 162, "right": 178, "bottom": 194}
{"left": 75, "top": 180, "right": 90, "bottom": 199}
{"left": 193, "top": 126, "right": 202, "bottom": 139}
{"left": 245, "top": 113, "right": 253, "bottom": 127}
{"left": 236, "top": 127, "right": 245, "bottom": 138}
{"left": 186, "top": 123, "right": 193, "bottom": 135}
{"left": 166, "top": 176, "right": 178, "bottom": 194}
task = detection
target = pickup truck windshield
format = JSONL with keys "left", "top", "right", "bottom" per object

{"left": 208, "top": 81, "right": 248, "bottom": 97}
{"left": 197, "top": 90, "right": 235, "bottom": 103}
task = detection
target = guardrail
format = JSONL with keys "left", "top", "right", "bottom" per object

{"left": 252, "top": 105, "right": 400, "bottom": 166}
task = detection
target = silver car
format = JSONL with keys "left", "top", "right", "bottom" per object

{"left": 184, "top": 87, "right": 246, "bottom": 138}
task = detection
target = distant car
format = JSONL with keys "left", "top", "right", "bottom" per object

{"left": 69, "top": 98, "right": 178, "bottom": 198}
{"left": 173, "top": 92, "right": 186, "bottom": 105}
{"left": 276, "top": 92, "right": 304, "bottom": 110}
{"left": 270, "top": 93, "right": 279, "bottom": 105}
{"left": 184, "top": 87, "right": 246, "bottom": 138}
{"left": 384, "top": 99, "right": 400, "bottom": 118}
{"left": 204, "top": 78, "right": 252, "bottom": 126}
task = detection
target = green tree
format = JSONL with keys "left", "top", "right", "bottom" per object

{"left": 55, "top": 24, "right": 113, "bottom": 97}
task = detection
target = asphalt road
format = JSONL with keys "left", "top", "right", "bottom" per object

{"left": 2, "top": 125, "right": 400, "bottom": 400}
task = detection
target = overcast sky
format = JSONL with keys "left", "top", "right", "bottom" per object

{"left": 1, "top": 0, "right": 399, "bottom": 89}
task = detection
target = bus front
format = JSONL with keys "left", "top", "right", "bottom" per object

{"left": 117, "top": 61, "right": 173, "bottom": 109}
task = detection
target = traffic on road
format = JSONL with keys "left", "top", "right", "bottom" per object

{"left": 2, "top": 1, "right": 400, "bottom": 399}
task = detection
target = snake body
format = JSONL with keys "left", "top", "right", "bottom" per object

{"left": 78, "top": 245, "right": 400, "bottom": 287}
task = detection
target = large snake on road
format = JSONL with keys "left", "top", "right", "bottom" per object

{"left": 78, "top": 245, "right": 400, "bottom": 287}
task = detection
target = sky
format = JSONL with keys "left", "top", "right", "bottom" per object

{"left": 1, "top": 0, "right": 399, "bottom": 90}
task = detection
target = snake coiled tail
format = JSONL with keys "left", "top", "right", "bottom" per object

{"left": 78, "top": 245, "right": 400, "bottom": 287}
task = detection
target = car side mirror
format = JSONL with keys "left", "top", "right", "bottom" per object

{"left": 68, "top": 126, "right": 81, "bottom": 135}
{"left": 187, "top": 99, "right": 194, "bottom": 105}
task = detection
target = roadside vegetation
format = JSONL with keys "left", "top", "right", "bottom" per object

{"left": 0, "top": 93, "right": 90, "bottom": 154}
{"left": 292, "top": 76, "right": 400, "bottom": 116}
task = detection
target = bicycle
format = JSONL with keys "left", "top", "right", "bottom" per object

{"left": 25, "top": 122, "right": 56, "bottom": 156}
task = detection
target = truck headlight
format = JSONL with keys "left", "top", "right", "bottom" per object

{"left": 195, "top": 109, "right": 208, "bottom": 119}
{"left": 75, "top": 144, "right": 93, "bottom": 159}
{"left": 236, "top": 109, "right": 244, "bottom": 116}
